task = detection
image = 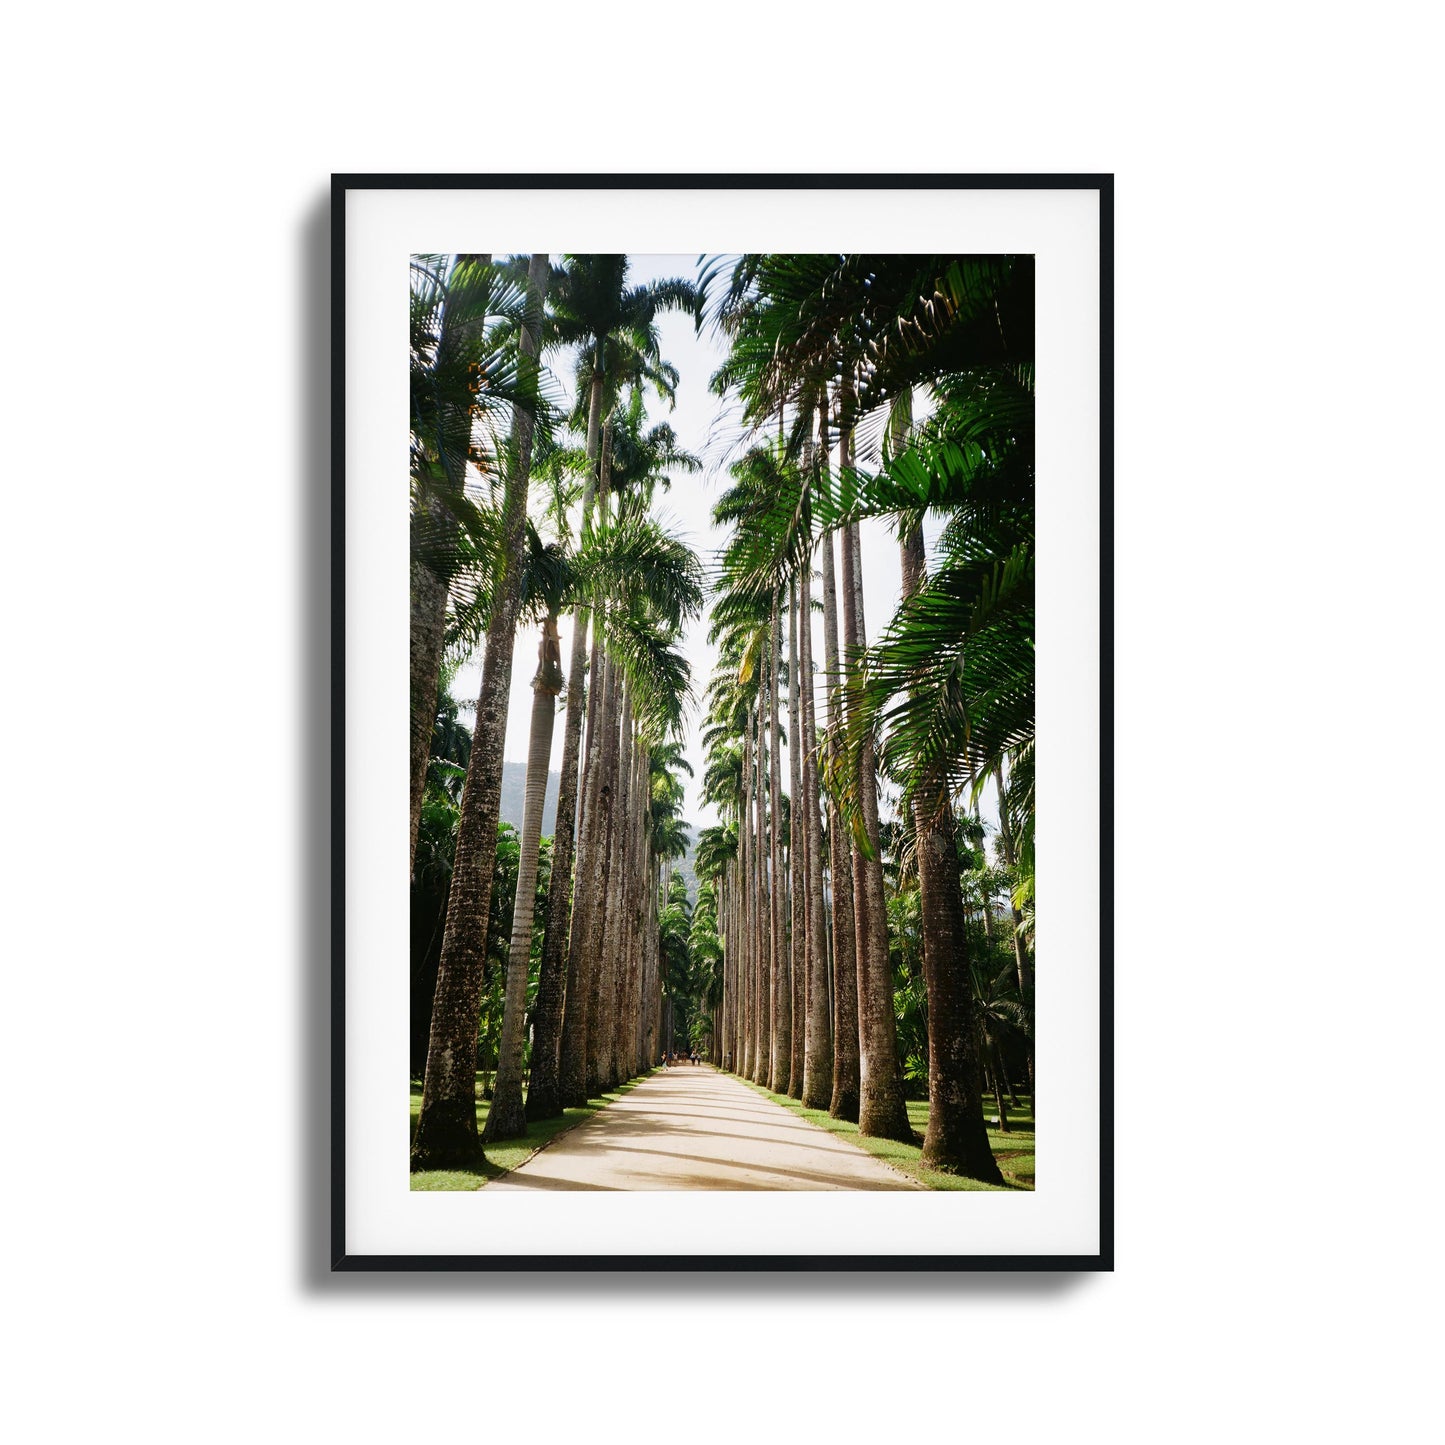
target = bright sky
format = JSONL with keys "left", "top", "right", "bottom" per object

{"left": 450, "top": 254, "right": 999, "bottom": 840}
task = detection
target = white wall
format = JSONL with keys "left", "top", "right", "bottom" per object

{"left": 2, "top": 4, "right": 1438, "bottom": 1442}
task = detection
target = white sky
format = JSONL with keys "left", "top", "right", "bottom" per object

{"left": 450, "top": 254, "right": 999, "bottom": 840}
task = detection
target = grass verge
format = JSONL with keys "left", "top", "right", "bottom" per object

{"left": 738, "top": 1079, "right": 1035, "bottom": 1192}
{"left": 409, "top": 1070, "right": 654, "bottom": 1191}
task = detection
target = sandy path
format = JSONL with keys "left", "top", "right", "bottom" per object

{"left": 487, "top": 1065, "right": 922, "bottom": 1191}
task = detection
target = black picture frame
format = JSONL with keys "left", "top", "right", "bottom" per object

{"left": 332, "top": 173, "right": 1113, "bottom": 1272}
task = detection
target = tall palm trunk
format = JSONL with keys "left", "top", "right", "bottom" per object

{"left": 527, "top": 364, "right": 606, "bottom": 1119}
{"left": 650, "top": 864, "right": 665, "bottom": 1065}
{"left": 558, "top": 434, "right": 613, "bottom": 1107}
{"left": 409, "top": 254, "right": 491, "bottom": 882}
{"left": 483, "top": 615, "right": 564, "bottom": 1142}
{"left": 638, "top": 851, "right": 655, "bottom": 1070}
{"left": 558, "top": 616, "right": 606, "bottom": 1105}
{"left": 737, "top": 854, "right": 746, "bottom": 1072}
{"left": 585, "top": 660, "right": 621, "bottom": 1094}
{"left": 787, "top": 577, "right": 807, "bottom": 1098}
{"left": 745, "top": 722, "right": 757, "bottom": 1086}
{"left": 753, "top": 688, "right": 771, "bottom": 1084}
{"left": 820, "top": 465, "right": 861, "bottom": 1120}
{"left": 621, "top": 740, "right": 644, "bottom": 1078}
{"left": 720, "top": 867, "right": 734, "bottom": 1071}
{"left": 767, "top": 587, "right": 790, "bottom": 1093}
{"left": 410, "top": 253, "right": 549, "bottom": 1171}
{"left": 734, "top": 859, "right": 745, "bottom": 1072}
{"left": 719, "top": 870, "right": 729, "bottom": 1068}
{"left": 598, "top": 695, "right": 626, "bottom": 1091}
{"left": 799, "top": 527, "right": 834, "bottom": 1109}
{"left": 601, "top": 716, "right": 627, "bottom": 1090}
{"left": 724, "top": 865, "right": 733, "bottom": 1065}
{"left": 901, "top": 520, "right": 1003, "bottom": 1180}
{"left": 410, "top": 519, "right": 450, "bottom": 882}
{"left": 638, "top": 775, "right": 653, "bottom": 1072}
{"left": 603, "top": 691, "right": 636, "bottom": 1087}
{"left": 569, "top": 635, "right": 610, "bottom": 1097}
{"left": 840, "top": 515, "right": 913, "bottom": 1143}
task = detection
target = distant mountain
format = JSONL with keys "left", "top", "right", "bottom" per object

{"left": 498, "top": 761, "right": 560, "bottom": 835}
{"left": 669, "top": 828, "right": 698, "bottom": 901}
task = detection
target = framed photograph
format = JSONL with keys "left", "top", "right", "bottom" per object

{"left": 333, "top": 174, "right": 1112, "bottom": 1270}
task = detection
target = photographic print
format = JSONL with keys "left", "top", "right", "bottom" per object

{"left": 335, "top": 178, "right": 1110, "bottom": 1267}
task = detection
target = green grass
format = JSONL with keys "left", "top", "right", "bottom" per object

{"left": 739, "top": 1080, "right": 1035, "bottom": 1192}
{"left": 409, "top": 1070, "right": 654, "bottom": 1191}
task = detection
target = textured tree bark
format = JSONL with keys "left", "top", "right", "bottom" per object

{"left": 898, "top": 502, "right": 1003, "bottom": 1176}
{"left": 599, "top": 698, "right": 626, "bottom": 1090}
{"left": 484, "top": 619, "right": 563, "bottom": 1141}
{"left": 720, "top": 868, "right": 733, "bottom": 1071}
{"left": 586, "top": 661, "right": 621, "bottom": 1094}
{"left": 572, "top": 643, "right": 611, "bottom": 1096}
{"left": 608, "top": 695, "right": 637, "bottom": 1084}
{"left": 799, "top": 536, "right": 834, "bottom": 1109}
{"left": 745, "top": 722, "right": 757, "bottom": 1086}
{"left": 558, "top": 617, "right": 606, "bottom": 1105}
{"left": 841, "top": 518, "right": 914, "bottom": 1143}
{"left": 409, "top": 526, "right": 450, "bottom": 883}
{"left": 411, "top": 253, "right": 550, "bottom": 1171}
{"left": 821, "top": 511, "right": 861, "bottom": 1123}
{"left": 557, "top": 415, "right": 617, "bottom": 1106}
{"left": 767, "top": 587, "right": 790, "bottom": 1094}
{"left": 730, "top": 866, "right": 741, "bottom": 1071}
{"left": 914, "top": 776, "right": 1003, "bottom": 1177}
{"left": 735, "top": 862, "right": 745, "bottom": 1073}
{"left": 787, "top": 578, "right": 807, "bottom": 1099}
{"left": 409, "top": 253, "right": 493, "bottom": 883}
{"left": 641, "top": 775, "right": 654, "bottom": 1070}
{"left": 654, "top": 857, "right": 663, "bottom": 1066}
{"left": 603, "top": 686, "right": 628, "bottom": 1088}
{"left": 752, "top": 689, "right": 771, "bottom": 1084}
{"left": 622, "top": 741, "right": 645, "bottom": 1078}
{"left": 601, "top": 703, "right": 630, "bottom": 1090}
{"left": 527, "top": 373, "right": 606, "bottom": 1120}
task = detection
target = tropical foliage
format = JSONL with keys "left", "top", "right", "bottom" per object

{"left": 699, "top": 253, "right": 1035, "bottom": 1179}
{"left": 408, "top": 252, "right": 1035, "bottom": 1189}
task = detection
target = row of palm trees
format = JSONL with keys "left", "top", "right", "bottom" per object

{"left": 408, "top": 254, "right": 702, "bottom": 1171}
{"left": 408, "top": 252, "right": 1036, "bottom": 1186}
{"left": 692, "top": 255, "right": 1035, "bottom": 1184}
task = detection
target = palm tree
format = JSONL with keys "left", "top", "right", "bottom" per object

{"left": 786, "top": 576, "right": 806, "bottom": 1098}
{"left": 554, "top": 401, "right": 699, "bottom": 1104}
{"left": 408, "top": 254, "right": 530, "bottom": 879}
{"left": 693, "top": 823, "right": 736, "bottom": 1065}
{"left": 817, "top": 279, "right": 1033, "bottom": 1176}
{"left": 536, "top": 256, "right": 698, "bottom": 1114}
{"left": 513, "top": 510, "right": 702, "bottom": 1120}
{"left": 836, "top": 459, "right": 912, "bottom": 1143}
{"left": 477, "top": 536, "right": 568, "bottom": 1143}
{"left": 410, "top": 253, "right": 551, "bottom": 1173}
{"left": 689, "top": 879, "right": 724, "bottom": 1060}
{"left": 766, "top": 582, "right": 790, "bottom": 1094}
{"left": 817, "top": 407, "right": 861, "bottom": 1124}
{"left": 891, "top": 407, "right": 1002, "bottom": 1178}
{"left": 704, "top": 253, "right": 1033, "bottom": 1160}
{"left": 797, "top": 498, "right": 833, "bottom": 1109}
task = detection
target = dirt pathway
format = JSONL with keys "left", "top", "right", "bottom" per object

{"left": 487, "top": 1065, "right": 922, "bottom": 1191}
